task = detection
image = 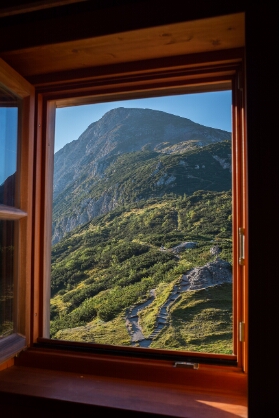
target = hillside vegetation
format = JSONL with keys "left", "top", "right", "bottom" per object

{"left": 50, "top": 190, "right": 232, "bottom": 353}
{"left": 50, "top": 108, "right": 233, "bottom": 354}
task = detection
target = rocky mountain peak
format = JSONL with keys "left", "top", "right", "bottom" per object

{"left": 52, "top": 108, "right": 231, "bottom": 244}
{"left": 54, "top": 107, "right": 230, "bottom": 196}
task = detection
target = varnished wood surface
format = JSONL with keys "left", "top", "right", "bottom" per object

{"left": 0, "top": 2, "right": 246, "bottom": 55}
{"left": 29, "top": 47, "right": 242, "bottom": 89}
{"left": 0, "top": 365, "right": 247, "bottom": 417}
{"left": 0, "top": 13, "right": 244, "bottom": 80}
{"left": 0, "top": 58, "right": 35, "bottom": 349}
{"left": 0, "top": 357, "right": 14, "bottom": 371}
{"left": 14, "top": 347, "right": 247, "bottom": 396}
{"left": 0, "top": 58, "right": 34, "bottom": 97}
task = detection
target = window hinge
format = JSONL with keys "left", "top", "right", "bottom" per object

{"left": 174, "top": 362, "right": 199, "bottom": 369}
{"left": 239, "top": 322, "right": 245, "bottom": 342}
{"left": 239, "top": 227, "right": 245, "bottom": 265}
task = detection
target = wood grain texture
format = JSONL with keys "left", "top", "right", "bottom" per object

{"left": 17, "top": 93, "right": 35, "bottom": 342}
{"left": 42, "top": 100, "right": 56, "bottom": 338}
{"left": 28, "top": 48, "right": 242, "bottom": 88}
{"left": 0, "top": 58, "right": 35, "bottom": 348}
{"left": 0, "top": 14, "right": 244, "bottom": 79}
{"left": 15, "top": 347, "right": 247, "bottom": 396}
{"left": 231, "top": 70, "right": 247, "bottom": 370}
{"left": 0, "top": 365, "right": 247, "bottom": 417}
{"left": 0, "top": 58, "right": 34, "bottom": 97}
{"left": 31, "top": 94, "right": 43, "bottom": 343}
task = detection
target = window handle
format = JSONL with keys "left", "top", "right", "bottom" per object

{"left": 174, "top": 362, "right": 199, "bottom": 369}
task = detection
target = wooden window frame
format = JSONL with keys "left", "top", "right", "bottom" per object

{"left": 27, "top": 47, "right": 248, "bottom": 388}
{"left": 0, "top": 58, "right": 35, "bottom": 364}
{"left": 0, "top": 46, "right": 248, "bottom": 408}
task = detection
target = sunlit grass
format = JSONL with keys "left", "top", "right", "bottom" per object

{"left": 150, "top": 283, "right": 233, "bottom": 354}
{"left": 55, "top": 311, "right": 130, "bottom": 345}
{"left": 138, "top": 279, "right": 177, "bottom": 337}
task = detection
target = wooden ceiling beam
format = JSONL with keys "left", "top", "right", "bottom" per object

{"left": 0, "top": 0, "right": 245, "bottom": 53}
{"left": 0, "top": 14, "right": 244, "bottom": 79}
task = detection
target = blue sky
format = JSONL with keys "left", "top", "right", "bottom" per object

{"left": 54, "top": 91, "right": 232, "bottom": 153}
{"left": 0, "top": 107, "right": 18, "bottom": 186}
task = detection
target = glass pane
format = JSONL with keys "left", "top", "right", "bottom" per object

{"left": 50, "top": 92, "right": 233, "bottom": 354}
{"left": 0, "top": 220, "right": 14, "bottom": 338}
{"left": 0, "top": 84, "right": 20, "bottom": 207}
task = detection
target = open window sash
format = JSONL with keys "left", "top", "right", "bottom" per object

{"left": 0, "top": 58, "right": 34, "bottom": 365}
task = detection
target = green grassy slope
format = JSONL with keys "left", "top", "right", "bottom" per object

{"left": 50, "top": 189, "right": 232, "bottom": 353}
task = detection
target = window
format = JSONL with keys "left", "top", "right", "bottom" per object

{"left": 0, "top": 58, "right": 34, "bottom": 364}
{"left": 31, "top": 49, "right": 247, "bottom": 372}
{"left": 50, "top": 91, "right": 234, "bottom": 357}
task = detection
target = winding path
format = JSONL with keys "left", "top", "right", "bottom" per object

{"left": 125, "top": 289, "right": 155, "bottom": 347}
{"left": 125, "top": 258, "right": 232, "bottom": 347}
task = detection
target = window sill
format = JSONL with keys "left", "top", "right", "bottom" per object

{"left": 0, "top": 363, "right": 247, "bottom": 417}
{"left": 0, "top": 346, "right": 247, "bottom": 417}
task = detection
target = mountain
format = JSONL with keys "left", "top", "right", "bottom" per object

{"left": 52, "top": 108, "right": 231, "bottom": 244}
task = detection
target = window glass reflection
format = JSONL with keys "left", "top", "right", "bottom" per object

{"left": 0, "top": 84, "right": 20, "bottom": 207}
{"left": 0, "top": 220, "right": 14, "bottom": 338}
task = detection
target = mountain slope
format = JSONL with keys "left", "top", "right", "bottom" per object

{"left": 52, "top": 108, "right": 231, "bottom": 244}
{"left": 50, "top": 190, "right": 232, "bottom": 352}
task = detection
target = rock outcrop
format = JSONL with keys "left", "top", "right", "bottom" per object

{"left": 181, "top": 259, "right": 232, "bottom": 291}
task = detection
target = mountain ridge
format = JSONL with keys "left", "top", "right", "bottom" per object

{"left": 52, "top": 107, "right": 231, "bottom": 244}
{"left": 54, "top": 107, "right": 230, "bottom": 196}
